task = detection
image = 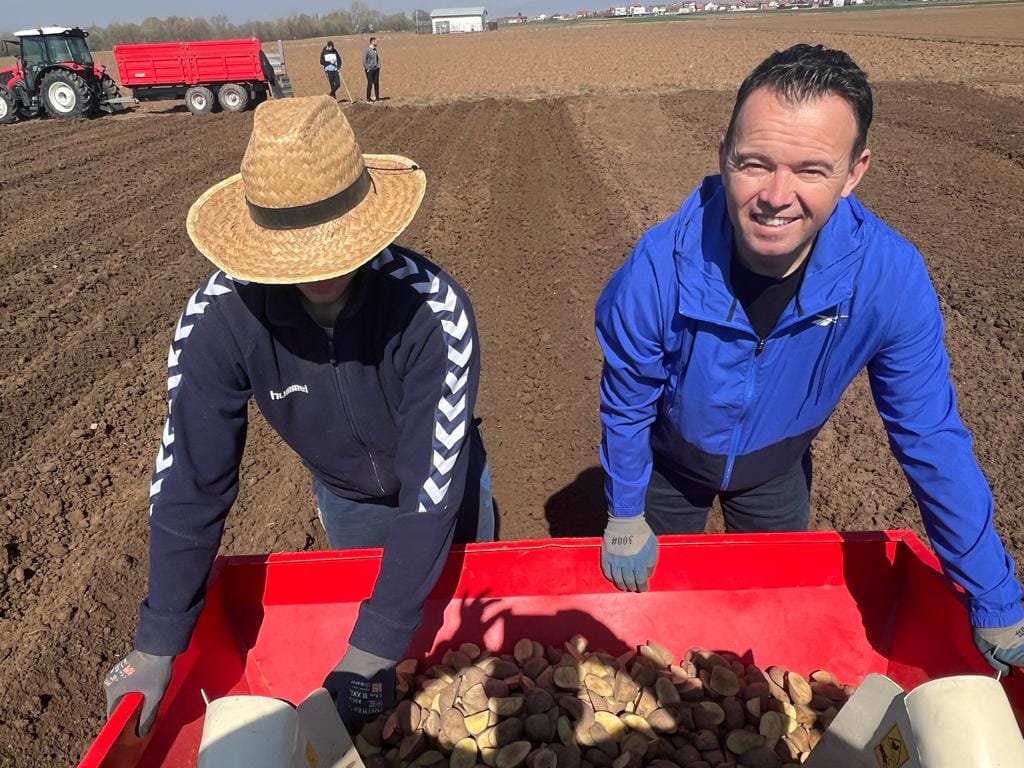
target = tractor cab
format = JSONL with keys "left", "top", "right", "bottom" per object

{"left": 0, "top": 26, "right": 126, "bottom": 124}
{"left": 17, "top": 27, "right": 96, "bottom": 81}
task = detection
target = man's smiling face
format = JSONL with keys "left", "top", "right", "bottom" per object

{"left": 720, "top": 87, "right": 871, "bottom": 277}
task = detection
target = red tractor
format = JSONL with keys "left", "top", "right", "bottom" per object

{"left": 0, "top": 26, "right": 127, "bottom": 124}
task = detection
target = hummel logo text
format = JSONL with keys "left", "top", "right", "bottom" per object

{"left": 270, "top": 384, "right": 309, "bottom": 400}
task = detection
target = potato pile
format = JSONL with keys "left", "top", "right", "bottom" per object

{"left": 354, "top": 637, "right": 855, "bottom": 768}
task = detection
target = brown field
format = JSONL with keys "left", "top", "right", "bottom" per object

{"left": 1, "top": 4, "right": 1024, "bottom": 764}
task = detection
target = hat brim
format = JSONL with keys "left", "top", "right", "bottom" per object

{"left": 186, "top": 154, "right": 426, "bottom": 284}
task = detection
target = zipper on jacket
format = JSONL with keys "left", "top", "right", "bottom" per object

{"left": 755, "top": 338, "right": 766, "bottom": 357}
{"left": 328, "top": 341, "right": 387, "bottom": 495}
{"left": 720, "top": 345, "right": 760, "bottom": 491}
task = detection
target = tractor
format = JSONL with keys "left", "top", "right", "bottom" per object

{"left": 0, "top": 26, "right": 128, "bottom": 124}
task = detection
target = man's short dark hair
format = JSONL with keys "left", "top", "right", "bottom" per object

{"left": 724, "top": 44, "right": 873, "bottom": 165}
{"left": 369, "top": 36, "right": 377, "bottom": 43}
{"left": 326, "top": 40, "right": 334, "bottom": 47}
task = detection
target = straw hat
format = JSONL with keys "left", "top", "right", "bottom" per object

{"left": 186, "top": 95, "right": 426, "bottom": 284}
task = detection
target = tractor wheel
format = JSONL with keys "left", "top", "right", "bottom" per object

{"left": 218, "top": 83, "right": 250, "bottom": 112}
{"left": 0, "top": 87, "right": 16, "bottom": 124}
{"left": 40, "top": 69, "right": 95, "bottom": 118}
{"left": 100, "top": 74, "right": 126, "bottom": 113}
{"left": 184, "top": 86, "right": 216, "bottom": 115}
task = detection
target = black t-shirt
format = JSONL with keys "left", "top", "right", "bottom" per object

{"left": 729, "top": 251, "right": 809, "bottom": 341}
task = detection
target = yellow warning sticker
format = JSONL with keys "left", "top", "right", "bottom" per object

{"left": 305, "top": 740, "right": 319, "bottom": 767}
{"left": 874, "top": 724, "right": 910, "bottom": 768}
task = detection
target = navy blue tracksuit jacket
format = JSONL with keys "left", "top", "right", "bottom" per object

{"left": 135, "top": 247, "right": 480, "bottom": 661}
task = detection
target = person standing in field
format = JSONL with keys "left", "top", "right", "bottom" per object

{"left": 595, "top": 43, "right": 1024, "bottom": 676}
{"left": 364, "top": 36, "right": 381, "bottom": 103}
{"left": 320, "top": 40, "right": 342, "bottom": 99}
{"left": 101, "top": 95, "right": 494, "bottom": 735}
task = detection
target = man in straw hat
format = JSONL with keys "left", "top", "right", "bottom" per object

{"left": 102, "top": 95, "right": 494, "bottom": 734}
{"left": 595, "top": 44, "right": 1024, "bottom": 674}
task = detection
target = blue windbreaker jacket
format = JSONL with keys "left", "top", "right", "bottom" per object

{"left": 596, "top": 175, "right": 1022, "bottom": 628}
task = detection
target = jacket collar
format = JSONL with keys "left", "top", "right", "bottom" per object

{"left": 265, "top": 265, "right": 370, "bottom": 330}
{"left": 673, "top": 175, "right": 866, "bottom": 331}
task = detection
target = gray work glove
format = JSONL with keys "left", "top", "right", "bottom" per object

{"left": 323, "top": 645, "right": 397, "bottom": 730}
{"left": 601, "top": 513, "right": 658, "bottom": 593}
{"left": 103, "top": 650, "right": 174, "bottom": 737}
{"left": 973, "top": 618, "right": 1024, "bottom": 676}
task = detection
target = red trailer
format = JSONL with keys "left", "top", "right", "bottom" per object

{"left": 112, "top": 38, "right": 292, "bottom": 115}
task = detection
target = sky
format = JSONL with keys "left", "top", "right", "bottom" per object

{"left": 4, "top": 1, "right": 424, "bottom": 32}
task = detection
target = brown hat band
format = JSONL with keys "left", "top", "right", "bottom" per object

{"left": 246, "top": 168, "right": 372, "bottom": 230}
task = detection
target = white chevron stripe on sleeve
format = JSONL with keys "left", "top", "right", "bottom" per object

{"left": 442, "top": 310, "right": 469, "bottom": 340}
{"left": 371, "top": 250, "right": 474, "bottom": 515}
{"left": 149, "top": 273, "right": 236, "bottom": 515}
{"left": 204, "top": 272, "right": 232, "bottom": 296}
{"left": 432, "top": 449, "right": 459, "bottom": 476}
{"left": 435, "top": 420, "right": 466, "bottom": 451}
{"left": 427, "top": 286, "right": 457, "bottom": 314}
{"left": 438, "top": 394, "right": 467, "bottom": 422}
{"left": 186, "top": 292, "right": 209, "bottom": 317}
{"left": 445, "top": 368, "right": 470, "bottom": 395}
{"left": 447, "top": 339, "right": 473, "bottom": 368}
{"left": 155, "top": 446, "right": 173, "bottom": 473}
{"left": 423, "top": 476, "right": 452, "bottom": 505}
{"left": 174, "top": 319, "right": 194, "bottom": 343}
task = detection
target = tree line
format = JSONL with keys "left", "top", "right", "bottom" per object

{"left": 3, "top": 4, "right": 431, "bottom": 52}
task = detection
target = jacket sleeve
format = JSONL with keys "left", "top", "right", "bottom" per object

{"left": 320, "top": 49, "right": 327, "bottom": 67}
{"left": 362, "top": 49, "right": 373, "bottom": 69}
{"left": 348, "top": 280, "right": 480, "bottom": 661}
{"left": 867, "top": 252, "right": 1023, "bottom": 629}
{"left": 134, "top": 278, "right": 251, "bottom": 656}
{"left": 595, "top": 238, "right": 670, "bottom": 518}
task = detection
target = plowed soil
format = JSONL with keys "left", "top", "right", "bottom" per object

{"left": 2, "top": 5, "right": 1024, "bottom": 764}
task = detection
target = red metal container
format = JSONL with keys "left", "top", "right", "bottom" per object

{"left": 79, "top": 531, "right": 1024, "bottom": 767}
{"left": 113, "top": 39, "right": 268, "bottom": 89}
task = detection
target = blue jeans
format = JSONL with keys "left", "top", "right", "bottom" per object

{"left": 644, "top": 450, "right": 812, "bottom": 534}
{"left": 314, "top": 429, "right": 494, "bottom": 548}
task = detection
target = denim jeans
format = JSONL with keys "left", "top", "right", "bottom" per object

{"left": 314, "top": 427, "right": 494, "bottom": 548}
{"left": 644, "top": 450, "right": 812, "bottom": 534}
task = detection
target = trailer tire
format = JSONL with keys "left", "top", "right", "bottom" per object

{"left": 185, "top": 86, "right": 216, "bottom": 115}
{"left": 40, "top": 69, "right": 95, "bottom": 118}
{"left": 0, "top": 87, "right": 16, "bottom": 124}
{"left": 100, "top": 74, "right": 127, "bottom": 114}
{"left": 218, "top": 83, "right": 250, "bottom": 112}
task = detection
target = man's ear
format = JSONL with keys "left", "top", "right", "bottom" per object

{"left": 842, "top": 148, "right": 871, "bottom": 198}
{"left": 718, "top": 135, "right": 728, "bottom": 176}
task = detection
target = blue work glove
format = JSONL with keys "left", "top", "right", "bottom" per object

{"left": 103, "top": 650, "right": 174, "bottom": 737}
{"left": 601, "top": 514, "right": 658, "bottom": 592}
{"left": 973, "top": 618, "right": 1024, "bottom": 676}
{"left": 323, "top": 645, "right": 397, "bottom": 730}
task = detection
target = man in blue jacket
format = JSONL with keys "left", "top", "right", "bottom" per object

{"left": 595, "top": 44, "right": 1024, "bottom": 674}
{"left": 102, "top": 95, "right": 493, "bottom": 734}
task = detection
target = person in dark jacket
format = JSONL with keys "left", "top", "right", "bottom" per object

{"left": 102, "top": 95, "right": 494, "bottom": 735}
{"left": 596, "top": 44, "right": 1024, "bottom": 675}
{"left": 320, "top": 40, "right": 342, "bottom": 99}
{"left": 363, "top": 36, "right": 381, "bottom": 103}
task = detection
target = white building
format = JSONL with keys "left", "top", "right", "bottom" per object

{"left": 430, "top": 7, "right": 488, "bottom": 33}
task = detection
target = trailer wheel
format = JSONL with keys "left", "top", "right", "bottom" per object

{"left": 0, "top": 87, "right": 16, "bottom": 124}
{"left": 185, "top": 86, "right": 216, "bottom": 115}
{"left": 40, "top": 69, "right": 95, "bottom": 118}
{"left": 100, "top": 75, "right": 127, "bottom": 114}
{"left": 218, "top": 83, "right": 250, "bottom": 112}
